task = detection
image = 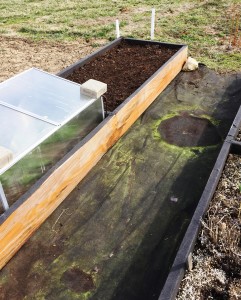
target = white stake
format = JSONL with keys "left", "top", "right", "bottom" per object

{"left": 151, "top": 8, "right": 155, "bottom": 40}
{"left": 116, "top": 19, "right": 120, "bottom": 38}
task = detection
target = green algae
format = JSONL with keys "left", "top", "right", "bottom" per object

{"left": 0, "top": 274, "right": 8, "bottom": 285}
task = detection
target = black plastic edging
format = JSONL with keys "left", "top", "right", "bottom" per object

{"left": 159, "top": 104, "right": 241, "bottom": 300}
{"left": 226, "top": 105, "right": 241, "bottom": 141}
{"left": 124, "top": 37, "right": 186, "bottom": 49}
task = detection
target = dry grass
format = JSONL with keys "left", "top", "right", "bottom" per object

{"left": 0, "top": 36, "right": 101, "bottom": 82}
{"left": 0, "top": 0, "right": 241, "bottom": 73}
{"left": 227, "top": 4, "right": 241, "bottom": 48}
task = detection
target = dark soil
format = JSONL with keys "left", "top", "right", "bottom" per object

{"left": 236, "top": 130, "right": 241, "bottom": 141}
{"left": 159, "top": 113, "right": 222, "bottom": 147}
{"left": 67, "top": 41, "right": 178, "bottom": 112}
{"left": 201, "top": 286, "right": 229, "bottom": 300}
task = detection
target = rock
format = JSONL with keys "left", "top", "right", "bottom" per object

{"left": 187, "top": 252, "right": 193, "bottom": 271}
{"left": 182, "top": 57, "right": 199, "bottom": 71}
{"left": 170, "top": 196, "right": 178, "bottom": 202}
{"left": 80, "top": 79, "right": 107, "bottom": 99}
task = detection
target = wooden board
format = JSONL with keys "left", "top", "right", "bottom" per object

{"left": 0, "top": 41, "right": 187, "bottom": 269}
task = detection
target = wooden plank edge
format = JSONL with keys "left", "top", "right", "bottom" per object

{"left": 0, "top": 46, "right": 187, "bottom": 270}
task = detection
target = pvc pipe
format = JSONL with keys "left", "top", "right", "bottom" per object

{"left": 151, "top": 8, "right": 155, "bottom": 40}
{"left": 116, "top": 19, "right": 120, "bottom": 38}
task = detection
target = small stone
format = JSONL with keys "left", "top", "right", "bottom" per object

{"left": 182, "top": 57, "right": 199, "bottom": 72}
{"left": 220, "top": 222, "right": 226, "bottom": 231}
{"left": 226, "top": 44, "right": 232, "bottom": 51}
{"left": 170, "top": 196, "right": 178, "bottom": 202}
{"left": 92, "top": 266, "right": 99, "bottom": 273}
{"left": 187, "top": 252, "right": 193, "bottom": 271}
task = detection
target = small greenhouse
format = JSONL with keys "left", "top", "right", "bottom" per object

{"left": 0, "top": 68, "right": 104, "bottom": 212}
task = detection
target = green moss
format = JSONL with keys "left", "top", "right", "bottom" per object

{"left": 0, "top": 274, "right": 8, "bottom": 285}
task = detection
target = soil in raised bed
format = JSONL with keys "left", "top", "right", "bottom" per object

{"left": 236, "top": 130, "right": 241, "bottom": 141}
{"left": 67, "top": 41, "right": 178, "bottom": 112}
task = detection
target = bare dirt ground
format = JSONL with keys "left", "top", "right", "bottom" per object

{"left": 0, "top": 36, "right": 100, "bottom": 82}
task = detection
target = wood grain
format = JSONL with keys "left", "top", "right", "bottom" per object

{"left": 0, "top": 46, "right": 187, "bottom": 270}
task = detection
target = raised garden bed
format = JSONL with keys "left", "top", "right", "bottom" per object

{"left": 0, "top": 38, "right": 187, "bottom": 270}
{"left": 159, "top": 104, "right": 241, "bottom": 299}
{"left": 65, "top": 40, "right": 177, "bottom": 112}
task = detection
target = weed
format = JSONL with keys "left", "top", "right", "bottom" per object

{"left": 227, "top": 4, "right": 241, "bottom": 48}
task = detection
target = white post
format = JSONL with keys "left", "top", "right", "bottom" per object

{"left": 116, "top": 19, "right": 120, "bottom": 38}
{"left": 151, "top": 8, "right": 155, "bottom": 40}
{"left": 0, "top": 181, "right": 9, "bottom": 211}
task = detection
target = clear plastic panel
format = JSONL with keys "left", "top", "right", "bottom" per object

{"left": 0, "top": 105, "right": 55, "bottom": 160}
{"left": 0, "top": 98, "right": 103, "bottom": 208}
{"left": 0, "top": 68, "right": 93, "bottom": 124}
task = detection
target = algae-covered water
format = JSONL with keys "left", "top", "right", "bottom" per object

{"left": 0, "top": 66, "right": 241, "bottom": 300}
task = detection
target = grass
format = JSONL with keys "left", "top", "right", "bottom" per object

{"left": 0, "top": 0, "right": 240, "bottom": 72}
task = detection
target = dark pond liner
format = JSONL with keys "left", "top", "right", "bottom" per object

{"left": 159, "top": 104, "right": 241, "bottom": 300}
